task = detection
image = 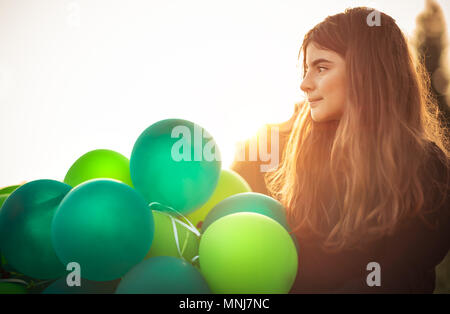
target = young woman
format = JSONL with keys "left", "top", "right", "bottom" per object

{"left": 231, "top": 7, "right": 449, "bottom": 293}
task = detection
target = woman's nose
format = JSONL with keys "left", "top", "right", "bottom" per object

{"left": 300, "top": 74, "right": 314, "bottom": 93}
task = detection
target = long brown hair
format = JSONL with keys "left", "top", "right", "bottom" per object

{"left": 265, "top": 7, "right": 449, "bottom": 251}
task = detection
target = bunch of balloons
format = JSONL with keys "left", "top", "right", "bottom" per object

{"left": 0, "top": 118, "right": 299, "bottom": 294}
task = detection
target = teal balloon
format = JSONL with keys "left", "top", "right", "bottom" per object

{"left": 115, "top": 256, "right": 211, "bottom": 294}
{"left": 0, "top": 184, "right": 22, "bottom": 209}
{"left": 201, "top": 192, "right": 289, "bottom": 233}
{"left": 51, "top": 179, "right": 154, "bottom": 281}
{"left": 43, "top": 277, "right": 121, "bottom": 294}
{"left": 130, "top": 119, "right": 221, "bottom": 215}
{"left": 0, "top": 180, "right": 70, "bottom": 279}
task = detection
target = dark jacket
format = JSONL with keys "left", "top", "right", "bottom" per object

{"left": 230, "top": 104, "right": 450, "bottom": 293}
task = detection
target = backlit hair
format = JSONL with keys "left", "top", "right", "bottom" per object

{"left": 265, "top": 7, "right": 449, "bottom": 251}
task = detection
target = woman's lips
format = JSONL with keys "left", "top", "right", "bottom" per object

{"left": 308, "top": 98, "right": 323, "bottom": 108}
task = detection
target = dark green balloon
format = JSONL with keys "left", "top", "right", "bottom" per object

{"left": 0, "top": 180, "right": 71, "bottom": 279}
{"left": 115, "top": 256, "right": 210, "bottom": 294}
{"left": 0, "top": 282, "right": 28, "bottom": 294}
{"left": 0, "top": 184, "right": 22, "bottom": 209}
{"left": 201, "top": 192, "right": 289, "bottom": 233}
{"left": 51, "top": 179, "right": 154, "bottom": 282}
{"left": 0, "top": 184, "right": 22, "bottom": 195}
{"left": 130, "top": 119, "right": 221, "bottom": 215}
{"left": 43, "top": 277, "right": 121, "bottom": 294}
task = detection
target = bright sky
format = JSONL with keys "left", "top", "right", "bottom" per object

{"left": 0, "top": 0, "right": 449, "bottom": 187}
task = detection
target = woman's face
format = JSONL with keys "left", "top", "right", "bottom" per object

{"left": 300, "top": 43, "right": 347, "bottom": 122}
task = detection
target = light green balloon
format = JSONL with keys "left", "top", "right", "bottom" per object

{"left": 199, "top": 212, "right": 298, "bottom": 294}
{"left": 64, "top": 149, "right": 133, "bottom": 188}
{"left": 0, "top": 195, "right": 8, "bottom": 209}
{"left": 145, "top": 210, "right": 199, "bottom": 262}
{"left": 0, "top": 184, "right": 22, "bottom": 195}
{"left": 186, "top": 169, "right": 252, "bottom": 230}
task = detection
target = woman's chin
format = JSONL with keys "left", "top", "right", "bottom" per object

{"left": 310, "top": 109, "right": 324, "bottom": 122}
{"left": 310, "top": 107, "right": 342, "bottom": 123}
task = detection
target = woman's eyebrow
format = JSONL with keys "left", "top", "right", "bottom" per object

{"left": 306, "top": 58, "right": 333, "bottom": 69}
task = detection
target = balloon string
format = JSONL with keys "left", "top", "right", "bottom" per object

{"left": 170, "top": 216, "right": 184, "bottom": 260}
{"left": 180, "top": 230, "right": 189, "bottom": 256}
{"left": 0, "top": 278, "right": 28, "bottom": 286}
{"left": 177, "top": 225, "right": 188, "bottom": 257}
{"left": 30, "top": 279, "right": 52, "bottom": 287}
{"left": 148, "top": 202, "right": 200, "bottom": 237}
{"left": 153, "top": 209, "right": 185, "bottom": 260}
{"left": 169, "top": 215, "right": 190, "bottom": 261}
{"left": 148, "top": 202, "right": 201, "bottom": 264}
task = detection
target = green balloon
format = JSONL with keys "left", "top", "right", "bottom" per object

{"left": 201, "top": 192, "right": 289, "bottom": 233}
{"left": 0, "top": 184, "right": 22, "bottom": 209}
{"left": 0, "top": 184, "right": 22, "bottom": 194}
{"left": 51, "top": 179, "right": 154, "bottom": 281}
{"left": 199, "top": 212, "right": 298, "bottom": 294}
{"left": 0, "top": 195, "right": 7, "bottom": 208}
{"left": 0, "top": 180, "right": 70, "bottom": 279}
{"left": 0, "top": 253, "right": 14, "bottom": 273}
{"left": 43, "top": 277, "right": 121, "bottom": 294}
{"left": 130, "top": 119, "right": 221, "bottom": 215}
{"left": 186, "top": 169, "right": 252, "bottom": 230}
{"left": 64, "top": 149, "right": 133, "bottom": 188}
{"left": 0, "top": 184, "right": 21, "bottom": 195}
{"left": 0, "top": 282, "right": 28, "bottom": 294}
{"left": 116, "top": 256, "right": 211, "bottom": 294}
{"left": 145, "top": 210, "right": 199, "bottom": 262}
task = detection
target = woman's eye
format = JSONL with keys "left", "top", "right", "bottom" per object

{"left": 318, "top": 66, "right": 327, "bottom": 73}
